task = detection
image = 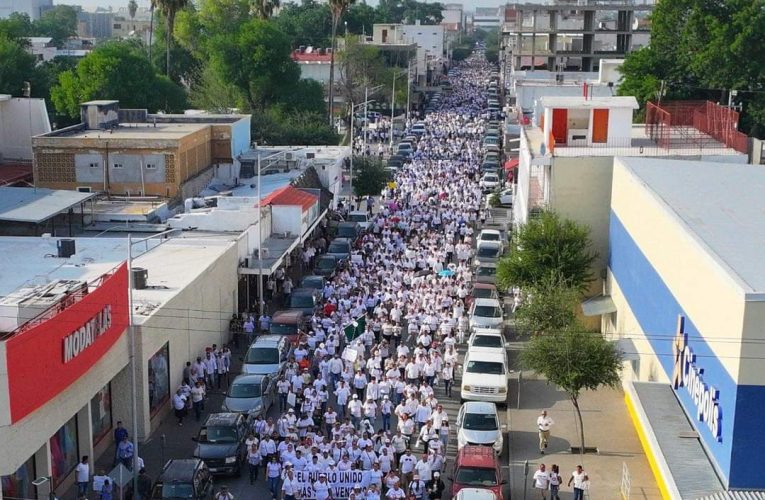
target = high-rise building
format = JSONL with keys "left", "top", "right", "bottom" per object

{"left": 0, "top": 0, "right": 53, "bottom": 20}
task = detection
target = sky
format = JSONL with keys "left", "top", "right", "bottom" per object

{"left": 55, "top": 0, "right": 526, "bottom": 15}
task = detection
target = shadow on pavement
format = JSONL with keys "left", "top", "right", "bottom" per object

{"left": 517, "top": 379, "right": 569, "bottom": 410}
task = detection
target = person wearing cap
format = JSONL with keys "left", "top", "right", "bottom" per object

{"left": 363, "top": 397, "right": 378, "bottom": 428}
{"left": 348, "top": 393, "right": 363, "bottom": 427}
{"left": 381, "top": 394, "right": 393, "bottom": 432}
{"left": 334, "top": 380, "right": 351, "bottom": 419}
{"left": 281, "top": 467, "right": 300, "bottom": 500}
{"left": 213, "top": 485, "right": 234, "bottom": 500}
{"left": 425, "top": 471, "right": 445, "bottom": 500}
{"left": 313, "top": 473, "right": 332, "bottom": 500}
{"left": 408, "top": 474, "right": 426, "bottom": 500}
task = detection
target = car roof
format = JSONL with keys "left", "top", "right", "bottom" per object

{"left": 476, "top": 241, "right": 501, "bottom": 249}
{"left": 456, "top": 445, "right": 499, "bottom": 467}
{"left": 249, "top": 335, "right": 284, "bottom": 347}
{"left": 231, "top": 373, "right": 267, "bottom": 384}
{"left": 472, "top": 328, "right": 503, "bottom": 337}
{"left": 316, "top": 254, "right": 338, "bottom": 262}
{"left": 477, "top": 262, "right": 498, "bottom": 269}
{"left": 466, "top": 349, "right": 506, "bottom": 362}
{"left": 456, "top": 489, "right": 497, "bottom": 500}
{"left": 462, "top": 401, "right": 498, "bottom": 414}
{"left": 480, "top": 229, "right": 501, "bottom": 236}
{"left": 337, "top": 222, "right": 360, "bottom": 228}
{"left": 271, "top": 310, "right": 304, "bottom": 321}
{"left": 474, "top": 298, "right": 501, "bottom": 307}
{"left": 349, "top": 211, "right": 368, "bottom": 217}
{"left": 301, "top": 275, "right": 324, "bottom": 282}
{"left": 160, "top": 459, "right": 204, "bottom": 481}
{"left": 203, "top": 412, "right": 240, "bottom": 426}
{"left": 330, "top": 237, "right": 352, "bottom": 244}
{"left": 291, "top": 287, "right": 317, "bottom": 296}
{"left": 472, "top": 283, "right": 497, "bottom": 290}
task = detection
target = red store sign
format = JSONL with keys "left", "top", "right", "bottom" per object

{"left": 4, "top": 263, "right": 129, "bottom": 423}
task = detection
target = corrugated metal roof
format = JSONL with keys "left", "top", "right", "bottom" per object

{"left": 0, "top": 187, "right": 97, "bottom": 223}
{"left": 633, "top": 382, "right": 724, "bottom": 499}
{"left": 696, "top": 493, "right": 765, "bottom": 500}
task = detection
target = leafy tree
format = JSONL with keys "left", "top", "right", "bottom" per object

{"left": 51, "top": 40, "right": 188, "bottom": 117}
{"left": 327, "top": 0, "right": 357, "bottom": 125}
{"left": 520, "top": 328, "right": 622, "bottom": 457}
{"left": 451, "top": 46, "right": 472, "bottom": 62}
{"left": 151, "top": 16, "right": 201, "bottom": 84}
{"left": 33, "top": 5, "right": 77, "bottom": 45}
{"left": 352, "top": 156, "right": 390, "bottom": 197}
{"left": 252, "top": 107, "right": 340, "bottom": 145}
{"left": 0, "top": 12, "right": 33, "bottom": 39}
{"left": 375, "top": 0, "right": 443, "bottom": 24}
{"left": 514, "top": 275, "right": 580, "bottom": 337}
{"left": 253, "top": 0, "right": 281, "bottom": 19}
{"left": 189, "top": 65, "right": 244, "bottom": 112}
{"left": 497, "top": 210, "right": 597, "bottom": 293}
{"left": 339, "top": 36, "right": 388, "bottom": 108}
{"left": 208, "top": 18, "right": 300, "bottom": 110}
{"left": 155, "top": 0, "right": 190, "bottom": 76}
{"left": 342, "top": 3, "right": 375, "bottom": 36}
{"left": 0, "top": 34, "right": 37, "bottom": 96}
{"left": 128, "top": 0, "right": 138, "bottom": 19}
{"left": 274, "top": 0, "right": 332, "bottom": 48}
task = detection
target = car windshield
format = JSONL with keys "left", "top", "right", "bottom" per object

{"left": 464, "top": 413, "right": 499, "bottom": 431}
{"left": 455, "top": 466, "right": 498, "bottom": 486}
{"left": 481, "top": 233, "right": 500, "bottom": 241}
{"left": 474, "top": 306, "right": 501, "bottom": 318}
{"left": 245, "top": 348, "right": 279, "bottom": 364}
{"left": 199, "top": 426, "right": 238, "bottom": 443}
{"left": 348, "top": 214, "right": 367, "bottom": 223}
{"left": 317, "top": 258, "right": 336, "bottom": 269}
{"left": 477, "top": 266, "right": 496, "bottom": 276}
{"left": 328, "top": 242, "right": 349, "bottom": 254}
{"left": 484, "top": 175, "right": 498, "bottom": 182}
{"left": 161, "top": 483, "right": 194, "bottom": 498}
{"left": 271, "top": 323, "right": 297, "bottom": 335}
{"left": 301, "top": 277, "right": 323, "bottom": 289}
{"left": 337, "top": 227, "right": 358, "bottom": 238}
{"left": 473, "top": 288, "right": 495, "bottom": 299}
{"left": 473, "top": 335, "right": 503, "bottom": 348}
{"left": 466, "top": 361, "right": 504, "bottom": 375}
{"left": 228, "top": 382, "right": 262, "bottom": 398}
{"left": 477, "top": 247, "right": 500, "bottom": 258}
{"left": 291, "top": 295, "right": 315, "bottom": 308}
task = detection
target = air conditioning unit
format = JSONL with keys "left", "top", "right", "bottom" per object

{"left": 285, "top": 152, "right": 295, "bottom": 161}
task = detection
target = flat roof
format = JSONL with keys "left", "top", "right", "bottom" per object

{"left": 540, "top": 95, "right": 639, "bottom": 109}
{"left": 50, "top": 122, "right": 209, "bottom": 140}
{"left": 0, "top": 187, "right": 97, "bottom": 223}
{"left": 0, "top": 235, "right": 236, "bottom": 324}
{"left": 619, "top": 157, "right": 765, "bottom": 296}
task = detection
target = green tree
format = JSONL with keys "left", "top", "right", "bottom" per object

{"left": 342, "top": 3, "right": 375, "bottom": 35}
{"left": 497, "top": 210, "right": 597, "bottom": 293}
{"left": 252, "top": 0, "right": 281, "bottom": 19}
{"left": 520, "top": 328, "right": 623, "bottom": 457}
{"left": 0, "top": 34, "right": 37, "bottom": 96}
{"left": 33, "top": 5, "right": 77, "bottom": 45}
{"left": 375, "top": 0, "right": 443, "bottom": 24}
{"left": 252, "top": 107, "right": 340, "bottom": 145}
{"left": 514, "top": 275, "right": 580, "bottom": 336}
{"left": 208, "top": 18, "right": 300, "bottom": 110}
{"left": 352, "top": 156, "right": 390, "bottom": 197}
{"left": 274, "top": 0, "right": 331, "bottom": 48}
{"left": 128, "top": 0, "right": 138, "bottom": 19}
{"left": 0, "top": 12, "right": 33, "bottom": 39}
{"left": 155, "top": 0, "right": 189, "bottom": 76}
{"left": 51, "top": 40, "right": 187, "bottom": 118}
{"left": 189, "top": 65, "right": 244, "bottom": 112}
{"left": 327, "top": 0, "right": 357, "bottom": 125}
{"left": 151, "top": 15, "right": 200, "bottom": 84}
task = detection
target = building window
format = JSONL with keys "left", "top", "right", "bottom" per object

{"left": 113, "top": 163, "right": 124, "bottom": 169}
{"left": 50, "top": 415, "right": 78, "bottom": 487}
{"left": 145, "top": 163, "right": 157, "bottom": 170}
{"left": 148, "top": 343, "right": 170, "bottom": 417}
{"left": 113, "top": 23, "right": 121, "bottom": 29}
{"left": 89, "top": 162, "right": 99, "bottom": 168}
{"left": 2, "top": 456, "right": 35, "bottom": 500}
{"left": 91, "top": 383, "right": 112, "bottom": 446}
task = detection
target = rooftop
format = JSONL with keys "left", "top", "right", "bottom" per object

{"left": 48, "top": 122, "right": 209, "bottom": 141}
{"left": 0, "top": 163, "right": 33, "bottom": 187}
{"left": 0, "top": 187, "right": 97, "bottom": 223}
{"left": 260, "top": 186, "right": 318, "bottom": 211}
{"left": 618, "top": 157, "right": 765, "bottom": 297}
{"left": 0, "top": 235, "right": 236, "bottom": 322}
{"left": 540, "top": 95, "right": 639, "bottom": 109}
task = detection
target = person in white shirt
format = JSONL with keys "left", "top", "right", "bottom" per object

{"left": 414, "top": 453, "right": 432, "bottom": 481}
{"left": 567, "top": 465, "right": 589, "bottom": 500}
{"left": 348, "top": 394, "right": 363, "bottom": 426}
{"left": 548, "top": 464, "right": 562, "bottom": 500}
{"left": 313, "top": 473, "right": 332, "bottom": 500}
{"left": 537, "top": 410, "right": 554, "bottom": 453}
{"left": 281, "top": 468, "right": 301, "bottom": 500}
{"left": 75, "top": 456, "right": 89, "bottom": 496}
{"left": 532, "top": 463, "right": 551, "bottom": 499}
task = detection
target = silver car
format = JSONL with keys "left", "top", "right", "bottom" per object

{"left": 221, "top": 374, "right": 275, "bottom": 418}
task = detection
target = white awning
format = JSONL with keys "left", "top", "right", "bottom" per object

{"left": 613, "top": 337, "right": 639, "bottom": 361}
{"left": 581, "top": 295, "right": 616, "bottom": 316}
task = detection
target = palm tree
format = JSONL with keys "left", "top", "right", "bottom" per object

{"left": 156, "top": 0, "right": 189, "bottom": 77}
{"left": 128, "top": 0, "right": 137, "bottom": 19}
{"left": 327, "top": 0, "right": 355, "bottom": 126}
{"left": 148, "top": 0, "right": 156, "bottom": 63}
{"left": 252, "top": 0, "right": 280, "bottom": 19}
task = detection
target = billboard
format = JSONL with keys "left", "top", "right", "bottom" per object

{"left": 4, "top": 263, "right": 129, "bottom": 423}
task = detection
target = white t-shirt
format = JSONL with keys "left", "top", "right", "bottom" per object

{"left": 571, "top": 470, "right": 587, "bottom": 489}
{"left": 533, "top": 470, "right": 550, "bottom": 489}
{"left": 75, "top": 462, "right": 89, "bottom": 482}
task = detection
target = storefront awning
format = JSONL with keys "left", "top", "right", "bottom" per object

{"left": 503, "top": 159, "right": 519, "bottom": 171}
{"left": 581, "top": 295, "right": 616, "bottom": 316}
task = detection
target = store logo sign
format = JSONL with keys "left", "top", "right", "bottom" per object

{"left": 63, "top": 305, "right": 112, "bottom": 363}
{"left": 672, "top": 315, "right": 722, "bottom": 442}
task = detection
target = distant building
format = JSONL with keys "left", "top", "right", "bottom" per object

{"left": 441, "top": 3, "right": 464, "bottom": 31}
{"left": 290, "top": 47, "right": 335, "bottom": 84}
{"left": 32, "top": 100, "right": 251, "bottom": 199}
{"left": 0, "top": 0, "right": 52, "bottom": 20}
{"left": 474, "top": 7, "right": 501, "bottom": 29}
{"left": 77, "top": 10, "right": 113, "bottom": 40}
{"left": 369, "top": 22, "right": 445, "bottom": 85}
{"left": 111, "top": 7, "right": 153, "bottom": 45}
{"left": 25, "top": 36, "right": 93, "bottom": 62}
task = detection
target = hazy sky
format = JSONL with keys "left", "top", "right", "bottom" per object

{"left": 55, "top": 0, "right": 515, "bottom": 14}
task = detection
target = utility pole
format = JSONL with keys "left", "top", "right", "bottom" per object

{"left": 406, "top": 60, "right": 412, "bottom": 121}
{"left": 389, "top": 71, "right": 396, "bottom": 151}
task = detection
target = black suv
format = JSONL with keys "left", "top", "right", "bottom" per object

{"left": 151, "top": 459, "right": 213, "bottom": 499}
{"left": 192, "top": 413, "right": 248, "bottom": 476}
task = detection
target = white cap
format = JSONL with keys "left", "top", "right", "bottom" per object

{"left": 352, "top": 394, "right": 358, "bottom": 399}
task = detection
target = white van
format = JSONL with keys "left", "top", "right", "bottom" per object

{"left": 461, "top": 349, "right": 510, "bottom": 404}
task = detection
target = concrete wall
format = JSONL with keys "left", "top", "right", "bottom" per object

{"left": 605, "top": 106, "right": 633, "bottom": 142}
{"left": 401, "top": 24, "right": 445, "bottom": 57}
{"left": 272, "top": 205, "right": 303, "bottom": 236}
{"left": 0, "top": 97, "right": 51, "bottom": 161}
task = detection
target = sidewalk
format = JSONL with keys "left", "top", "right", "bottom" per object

{"left": 507, "top": 371, "right": 662, "bottom": 499}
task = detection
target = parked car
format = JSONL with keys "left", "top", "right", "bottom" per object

{"left": 267, "top": 311, "right": 308, "bottom": 345}
{"left": 151, "top": 459, "right": 214, "bottom": 499}
{"left": 454, "top": 488, "right": 499, "bottom": 500}
{"left": 241, "top": 334, "right": 291, "bottom": 376}
{"left": 335, "top": 222, "right": 363, "bottom": 242}
{"left": 469, "top": 298, "right": 504, "bottom": 330}
{"left": 450, "top": 446, "right": 506, "bottom": 499}
{"left": 192, "top": 413, "right": 248, "bottom": 476}
{"left": 326, "top": 237, "right": 352, "bottom": 262}
{"left": 460, "top": 348, "right": 511, "bottom": 404}
{"left": 480, "top": 173, "right": 501, "bottom": 192}
{"left": 468, "top": 328, "right": 505, "bottom": 352}
{"left": 457, "top": 401, "right": 506, "bottom": 453}
{"left": 465, "top": 283, "right": 499, "bottom": 307}
{"left": 475, "top": 263, "right": 498, "bottom": 284}
{"left": 477, "top": 229, "right": 503, "bottom": 249}
{"left": 221, "top": 374, "right": 275, "bottom": 418}
{"left": 313, "top": 254, "right": 341, "bottom": 277}
{"left": 299, "top": 275, "right": 326, "bottom": 291}
{"left": 288, "top": 287, "right": 320, "bottom": 315}
{"left": 387, "top": 155, "right": 406, "bottom": 169}
{"left": 397, "top": 142, "right": 414, "bottom": 155}
{"left": 496, "top": 188, "right": 513, "bottom": 207}
{"left": 411, "top": 122, "right": 426, "bottom": 135}
{"left": 473, "top": 242, "right": 503, "bottom": 267}
{"left": 346, "top": 211, "right": 371, "bottom": 231}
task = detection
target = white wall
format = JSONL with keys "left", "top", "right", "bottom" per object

{"left": 299, "top": 63, "right": 332, "bottom": 84}
{"left": 401, "top": 24, "right": 445, "bottom": 57}
{"left": 606, "top": 107, "right": 634, "bottom": 142}
{"left": 272, "top": 205, "right": 303, "bottom": 236}
{"left": 0, "top": 97, "right": 51, "bottom": 160}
